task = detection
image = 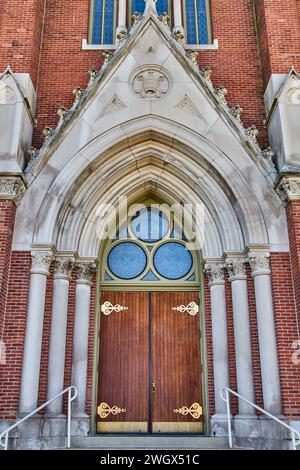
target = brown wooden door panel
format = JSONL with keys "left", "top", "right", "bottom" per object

{"left": 151, "top": 292, "right": 203, "bottom": 433}
{"left": 97, "top": 292, "right": 149, "bottom": 432}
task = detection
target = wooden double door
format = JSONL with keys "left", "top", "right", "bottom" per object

{"left": 97, "top": 291, "right": 203, "bottom": 434}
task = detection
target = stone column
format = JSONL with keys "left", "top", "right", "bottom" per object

{"left": 19, "top": 250, "right": 53, "bottom": 414}
{"left": 172, "top": 0, "right": 184, "bottom": 40}
{"left": 71, "top": 263, "right": 96, "bottom": 416}
{"left": 248, "top": 252, "right": 282, "bottom": 415}
{"left": 116, "top": 0, "right": 127, "bottom": 45}
{"left": 205, "top": 263, "right": 231, "bottom": 434}
{"left": 226, "top": 257, "right": 255, "bottom": 416}
{"left": 46, "top": 257, "right": 74, "bottom": 414}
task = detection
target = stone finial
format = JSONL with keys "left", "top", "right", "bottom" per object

{"left": 262, "top": 147, "right": 275, "bottom": 166}
{"left": 76, "top": 263, "right": 97, "bottom": 283}
{"left": 225, "top": 257, "right": 247, "bottom": 279}
{"left": 205, "top": 263, "right": 225, "bottom": 284}
{"left": 186, "top": 50, "right": 199, "bottom": 66}
{"left": 144, "top": 0, "right": 158, "bottom": 15}
{"left": 31, "top": 251, "right": 53, "bottom": 274}
{"left": 246, "top": 125, "right": 259, "bottom": 146}
{"left": 248, "top": 252, "right": 270, "bottom": 276}
{"left": 73, "top": 86, "right": 84, "bottom": 103}
{"left": 230, "top": 104, "right": 243, "bottom": 122}
{"left": 158, "top": 12, "right": 169, "bottom": 28}
{"left": 102, "top": 52, "right": 113, "bottom": 69}
{"left": 215, "top": 86, "right": 228, "bottom": 105}
{"left": 54, "top": 257, "right": 74, "bottom": 279}
{"left": 0, "top": 176, "right": 26, "bottom": 206}
{"left": 43, "top": 126, "right": 54, "bottom": 142}
{"left": 87, "top": 69, "right": 98, "bottom": 87}
{"left": 200, "top": 67, "right": 213, "bottom": 87}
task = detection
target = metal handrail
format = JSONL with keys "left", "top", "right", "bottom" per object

{"left": 220, "top": 386, "right": 300, "bottom": 450}
{"left": 0, "top": 386, "right": 77, "bottom": 450}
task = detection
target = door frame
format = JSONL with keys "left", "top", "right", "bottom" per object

{"left": 90, "top": 269, "right": 210, "bottom": 436}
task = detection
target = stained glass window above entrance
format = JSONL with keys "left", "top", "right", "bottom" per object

{"left": 101, "top": 203, "right": 201, "bottom": 286}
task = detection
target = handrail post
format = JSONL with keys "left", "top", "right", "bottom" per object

{"left": 67, "top": 387, "right": 71, "bottom": 449}
{"left": 4, "top": 432, "right": 8, "bottom": 451}
{"left": 291, "top": 432, "right": 296, "bottom": 451}
{"left": 225, "top": 388, "right": 233, "bottom": 449}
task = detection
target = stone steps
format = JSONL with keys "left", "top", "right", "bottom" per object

{"left": 71, "top": 435, "right": 230, "bottom": 450}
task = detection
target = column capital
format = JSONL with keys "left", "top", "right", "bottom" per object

{"left": 248, "top": 252, "right": 271, "bottom": 277}
{"left": 76, "top": 263, "right": 97, "bottom": 284}
{"left": 54, "top": 257, "right": 75, "bottom": 280}
{"left": 30, "top": 251, "right": 53, "bottom": 275}
{"left": 276, "top": 175, "right": 300, "bottom": 203}
{"left": 0, "top": 176, "right": 26, "bottom": 206}
{"left": 205, "top": 263, "right": 225, "bottom": 286}
{"left": 225, "top": 257, "right": 247, "bottom": 281}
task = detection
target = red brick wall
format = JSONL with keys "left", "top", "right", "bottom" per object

{"left": 0, "top": 251, "right": 30, "bottom": 419}
{"left": 0, "top": 201, "right": 16, "bottom": 353}
{"left": 204, "top": 276, "right": 214, "bottom": 416}
{"left": 286, "top": 201, "right": 300, "bottom": 328}
{"left": 271, "top": 252, "right": 300, "bottom": 419}
{"left": 0, "top": 0, "right": 46, "bottom": 87}
{"left": 255, "top": 0, "right": 300, "bottom": 88}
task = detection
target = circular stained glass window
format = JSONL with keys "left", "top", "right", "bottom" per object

{"left": 107, "top": 242, "right": 147, "bottom": 279}
{"left": 131, "top": 207, "right": 169, "bottom": 242}
{"left": 153, "top": 242, "right": 193, "bottom": 280}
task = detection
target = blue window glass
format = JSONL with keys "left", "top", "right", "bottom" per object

{"left": 132, "top": 0, "right": 168, "bottom": 14}
{"left": 197, "top": 0, "right": 208, "bottom": 44}
{"left": 153, "top": 242, "right": 193, "bottom": 279}
{"left": 91, "top": 0, "right": 114, "bottom": 45}
{"left": 185, "top": 0, "right": 209, "bottom": 45}
{"left": 131, "top": 207, "right": 169, "bottom": 242}
{"left": 142, "top": 270, "right": 159, "bottom": 281}
{"left": 108, "top": 242, "right": 147, "bottom": 279}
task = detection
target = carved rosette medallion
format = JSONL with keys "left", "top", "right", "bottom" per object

{"left": 131, "top": 66, "right": 172, "bottom": 100}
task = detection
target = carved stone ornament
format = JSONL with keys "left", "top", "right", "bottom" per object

{"left": 186, "top": 50, "right": 199, "bottom": 66}
{"left": 0, "top": 176, "right": 26, "bottom": 206}
{"left": 215, "top": 86, "right": 228, "bottom": 105}
{"left": 116, "top": 28, "right": 128, "bottom": 47}
{"left": 102, "top": 52, "right": 113, "bottom": 69}
{"left": 54, "top": 257, "right": 74, "bottom": 278}
{"left": 43, "top": 126, "right": 54, "bottom": 142}
{"left": 277, "top": 177, "right": 300, "bottom": 202}
{"left": 284, "top": 75, "right": 300, "bottom": 105}
{"left": 230, "top": 104, "right": 243, "bottom": 122}
{"left": 248, "top": 252, "right": 270, "bottom": 275}
{"left": 205, "top": 263, "right": 225, "bottom": 284}
{"left": 76, "top": 263, "right": 97, "bottom": 283}
{"left": 131, "top": 12, "right": 142, "bottom": 28}
{"left": 200, "top": 67, "right": 213, "bottom": 87}
{"left": 131, "top": 66, "right": 171, "bottom": 99}
{"left": 261, "top": 147, "right": 275, "bottom": 166}
{"left": 158, "top": 12, "right": 170, "bottom": 28}
{"left": 172, "top": 29, "right": 185, "bottom": 45}
{"left": 225, "top": 257, "right": 247, "bottom": 279}
{"left": 31, "top": 251, "right": 53, "bottom": 274}
{"left": 57, "top": 106, "right": 70, "bottom": 125}
{"left": 246, "top": 125, "right": 259, "bottom": 146}
{"left": 87, "top": 68, "right": 98, "bottom": 87}
{"left": 73, "top": 86, "right": 85, "bottom": 104}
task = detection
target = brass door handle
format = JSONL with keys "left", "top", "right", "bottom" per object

{"left": 152, "top": 382, "right": 156, "bottom": 393}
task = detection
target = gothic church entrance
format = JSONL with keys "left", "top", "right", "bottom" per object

{"left": 96, "top": 204, "right": 204, "bottom": 434}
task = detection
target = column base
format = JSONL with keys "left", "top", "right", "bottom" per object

{"left": 210, "top": 413, "right": 232, "bottom": 436}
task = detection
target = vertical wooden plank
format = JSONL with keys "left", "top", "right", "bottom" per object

{"left": 152, "top": 291, "right": 203, "bottom": 433}
{"left": 97, "top": 291, "right": 149, "bottom": 432}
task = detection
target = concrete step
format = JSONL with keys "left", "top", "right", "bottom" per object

{"left": 71, "top": 435, "right": 230, "bottom": 450}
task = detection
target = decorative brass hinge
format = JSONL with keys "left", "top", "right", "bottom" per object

{"left": 174, "top": 402, "right": 203, "bottom": 419}
{"left": 97, "top": 402, "right": 126, "bottom": 419}
{"left": 172, "top": 302, "right": 199, "bottom": 316}
{"left": 101, "top": 301, "right": 128, "bottom": 316}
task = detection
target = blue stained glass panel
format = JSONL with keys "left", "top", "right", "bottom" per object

{"left": 185, "top": 0, "right": 197, "bottom": 44}
{"left": 154, "top": 242, "right": 193, "bottom": 279}
{"left": 157, "top": 0, "right": 169, "bottom": 15}
{"left": 92, "top": 0, "right": 103, "bottom": 44}
{"left": 103, "top": 0, "right": 114, "bottom": 44}
{"left": 108, "top": 242, "right": 147, "bottom": 279}
{"left": 197, "top": 0, "right": 208, "bottom": 44}
{"left": 132, "top": 0, "right": 145, "bottom": 13}
{"left": 104, "top": 271, "right": 113, "bottom": 280}
{"left": 187, "top": 272, "right": 196, "bottom": 281}
{"left": 131, "top": 207, "right": 169, "bottom": 242}
{"left": 142, "top": 270, "right": 159, "bottom": 281}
